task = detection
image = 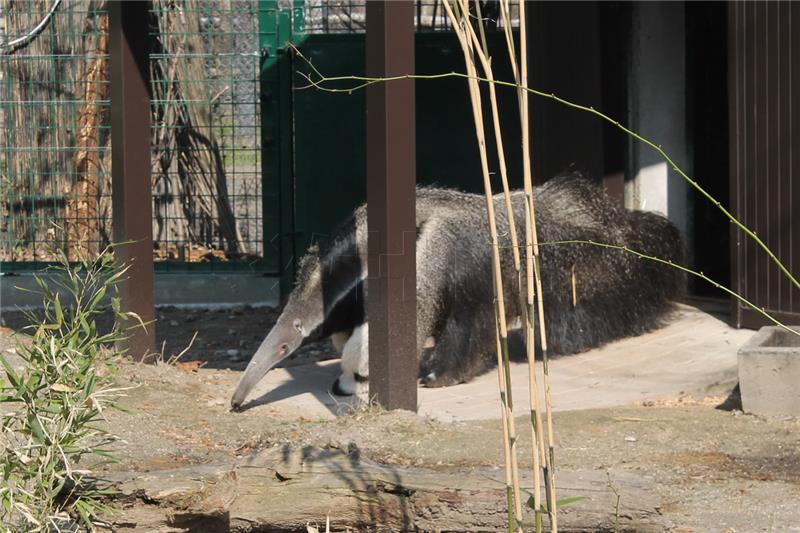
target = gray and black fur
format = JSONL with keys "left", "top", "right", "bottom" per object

{"left": 230, "top": 174, "right": 684, "bottom": 409}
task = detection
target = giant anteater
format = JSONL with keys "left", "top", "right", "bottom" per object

{"left": 231, "top": 174, "right": 683, "bottom": 409}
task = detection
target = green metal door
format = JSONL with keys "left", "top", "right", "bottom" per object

{"left": 259, "top": 1, "right": 302, "bottom": 295}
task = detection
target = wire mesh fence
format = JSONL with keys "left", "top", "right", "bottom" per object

{"left": 0, "top": 0, "right": 109, "bottom": 263}
{"left": 0, "top": 0, "right": 264, "bottom": 268}
{"left": 299, "top": 0, "right": 519, "bottom": 34}
{"left": 0, "top": 0, "right": 512, "bottom": 269}
{"left": 149, "top": 0, "right": 263, "bottom": 266}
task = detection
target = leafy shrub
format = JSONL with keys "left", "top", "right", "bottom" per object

{"left": 0, "top": 248, "right": 134, "bottom": 532}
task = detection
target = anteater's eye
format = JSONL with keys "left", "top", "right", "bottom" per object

{"left": 280, "top": 343, "right": 289, "bottom": 355}
{"left": 293, "top": 319, "right": 303, "bottom": 333}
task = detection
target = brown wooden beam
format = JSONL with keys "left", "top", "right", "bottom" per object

{"left": 109, "top": 1, "right": 155, "bottom": 361}
{"left": 366, "top": 1, "right": 417, "bottom": 411}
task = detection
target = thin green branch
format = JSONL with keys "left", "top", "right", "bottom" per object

{"left": 290, "top": 46, "right": 800, "bottom": 294}
{"left": 538, "top": 239, "right": 800, "bottom": 337}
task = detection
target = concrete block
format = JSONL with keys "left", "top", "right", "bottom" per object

{"left": 738, "top": 326, "right": 800, "bottom": 416}
{"left": 1, "top": 272, "right": 280, "bottom": 310}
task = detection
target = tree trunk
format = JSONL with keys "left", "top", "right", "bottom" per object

{"left": 66, "top": 1, "right": 108, "bottom": 260}
{"left": 106, "top": 446, "right": 666, "bottom": 532}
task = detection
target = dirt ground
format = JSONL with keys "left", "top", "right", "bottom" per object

{"left": 0, "top": 305, "right": 336, "bottom": 370}
{"left": 1, "top": 310, "right": 800, "bottom": 531}
{"left": 105, "top": 362, "right": 800, "bottom": 531}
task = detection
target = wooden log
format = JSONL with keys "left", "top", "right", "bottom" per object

{"left": 106, "top": 446, "right": 666, "bottom": 532}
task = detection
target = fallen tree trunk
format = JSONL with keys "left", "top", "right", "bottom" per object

{"left": 106, "top": 446, "right": 666, "bottom": 532}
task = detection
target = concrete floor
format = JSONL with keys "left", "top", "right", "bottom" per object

{"left": 239, "top": 302, "right": 755, "bottom": 421}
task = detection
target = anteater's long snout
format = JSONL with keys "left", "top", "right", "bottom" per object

{"left": 230, "top": 322, "right": 304, "bottom": 410}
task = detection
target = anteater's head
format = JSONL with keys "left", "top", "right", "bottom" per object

{"left": 231, "top": 220, "right": 367, "bottom": 410}
{"left": 230, "top": 310, "right": 313, "bottom": 411}
{"left": 230, "top": 251, "right": 326, "bottom": 410}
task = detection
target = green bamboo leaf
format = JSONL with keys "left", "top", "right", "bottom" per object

{"left": 33, "top": 274, "right": 49, "bottom": 294}
{"left": 80, "top": 314, "right": 91, "bottom": 336}
{"left": 1, "top": 491, "right": 11, "bottom": 515}
{"left": 24, "top": 374, "right": 40, "bottom": 395}
{"left": 89, "top": 284, "right": 107, "bottom": 310}
{"left": 74, "top": 499, "right": 93, "bottom": 526}
{"left": 0, "top": 355, "right": 21, "bottom": 390}
{"left": 27, "top": 415, "right": 47, "bottom": 444}
{"left": 11, "top": 284, "right": 36, "bottom": 293}
{"left": 532, "top": 495, "right": 589, "bottom": 513}
{"left": 54, "top": 292, "right": 64, "bottom": 327}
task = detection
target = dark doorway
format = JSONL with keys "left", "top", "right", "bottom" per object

{"left": 686, "top": 2, "right": 730, "bottom": 297}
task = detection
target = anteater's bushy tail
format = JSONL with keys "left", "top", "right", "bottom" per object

{"left": 531, "top": 174, "right": 685, "bottom": 355}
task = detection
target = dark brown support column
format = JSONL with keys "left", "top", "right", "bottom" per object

{"left": 366, "top": 1, "right": 417, "bottom": 411}
{"left": 109, "top": 1, "right": 155, "bottom": 361}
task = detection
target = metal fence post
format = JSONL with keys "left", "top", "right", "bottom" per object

{"left": 366, "top": 1, "right": 417, "bottom": 411}
{"left": 109, "top": 1, "right": 155, "bottom": 361}
{"left": 259, "top": 1, "right": 296, "bottom": 300}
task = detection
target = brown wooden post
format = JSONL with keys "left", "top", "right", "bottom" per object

{"left": 366, "top": 1, "right": 417, "bottom": 411}
{"left": 109, "top": 1, "right": 155, "bottom": 361}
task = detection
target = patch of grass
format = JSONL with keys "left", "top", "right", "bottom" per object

{"left": 222, "top": 147, "right": 259, "bottom": 169}
{"left": 0, "top": 246, "right": 134, "bottom": 532}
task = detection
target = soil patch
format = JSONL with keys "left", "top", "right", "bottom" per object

{"left": 1, "top": 311, "right": 799, "bottom": 531}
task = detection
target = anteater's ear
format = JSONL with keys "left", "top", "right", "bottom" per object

{"left": 416, "top": 218, "right": 428, "bottom": 240}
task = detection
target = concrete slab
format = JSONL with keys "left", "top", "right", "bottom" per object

{"left": 738, "top": 325, "right": 800, "bottom": 416}
{"left": 239, "top": 303, "right": 754, "bottom": 422}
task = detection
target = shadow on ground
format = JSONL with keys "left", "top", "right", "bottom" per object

{"left": 0, "top": 305, "right": 337, "bottom": 371}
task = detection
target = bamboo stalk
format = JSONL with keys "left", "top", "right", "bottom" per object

{"left": 495, "top": 2, "right": 545, "bottom": 530}
{"left": 500, "top": 0, "right": 558, "bottom": 529}
{"left": 441, "top": 1, "right": 522, "bottom": 529}
{"left": 524, "top": 199, "right": 544, "bottom": 533}
{"left": 495, "top": 311, "right": 519, "bottom": 533}
{"left": 460, "top": 6, "right": 532, "bottom": 526}
{"left": 538, "top": 250, "right": 558, "bottom": 532}
{"left": 460, "top": 1, "right": 521, "bottom": 274}
{"left": 462, "top": 21, "right": 531, "bottom": 525}
{"left": 516, "top": 1, "right": 558, "bottom": 529}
